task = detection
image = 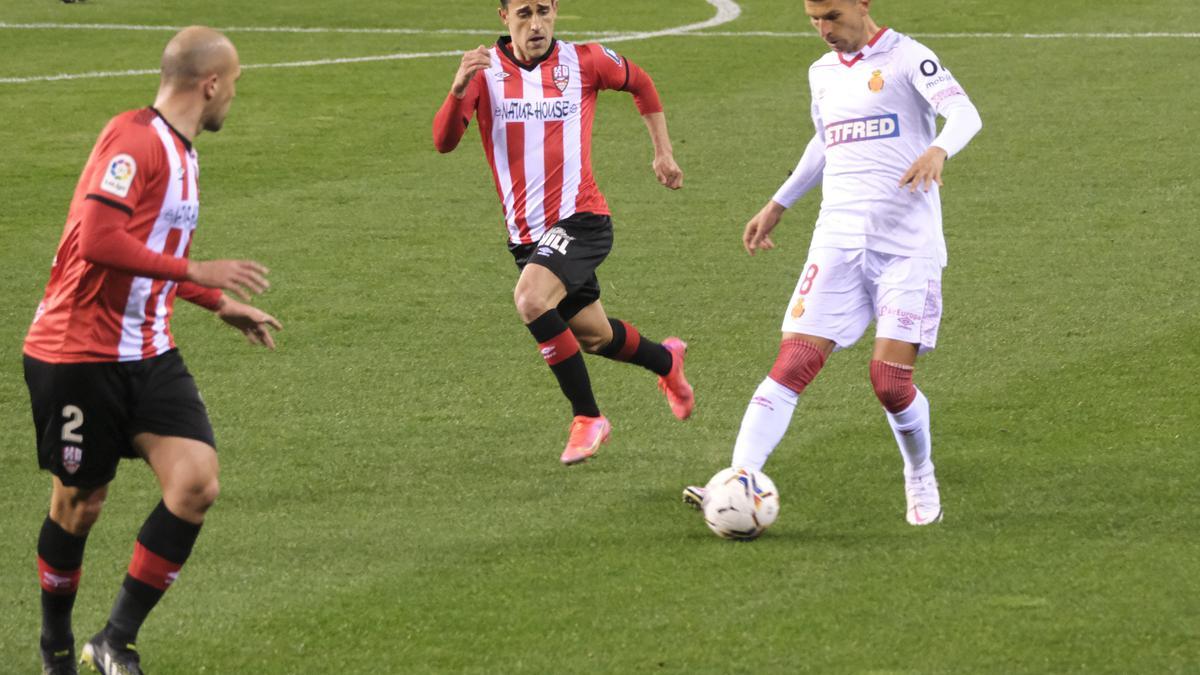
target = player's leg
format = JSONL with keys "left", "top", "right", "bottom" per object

{"left": 687, "top": 249, "right": 872, "bottom": 508}
{"left": 570, "top": 300, "right": 693, "bottom": 420}
{"left": 514, "top": 263, "right": 602, "bottom": 418}
{"left": 82, "top": 350, "right": 218, "bottom": 672}
{"left": 514, "top": 263, "right": 610, "bottom": 464}
{"left": 731, "top": 248, "right": 872, "bottom": 471}
{"left": 24, "top": 356, "right": 126, "bottom": 673}
{"left": 85, "top": 434, "right": 217, "bottom": 672}
{"left": 728, "top": 332, "right": 833, "bottom": 474}
{"left": 40, "top": 479, "right": 107, "bottom": 674}
{"left": 869, "top": 253, "right": 944, "bottom": 525}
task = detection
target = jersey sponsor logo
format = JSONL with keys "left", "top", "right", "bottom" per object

{"left": 494, "top": 99, "right": 580, "bottom": 122}
{"left": 61, "top": 445, "right": 82, "bottom": 475}
{"left": 536, "top": 226, "right": 574, "bottom": 256}
{"left": 868, "top": 69, "right": 885, "bottom": 93}
{"left": 601, "top": 46, "right": 623, "bottom": 66}
{"left": 824, "top": 113, "right": 900, "bottom": 147}
{"left": 919, "top": 59, "right": 940, "bottom": 77}
{"left": 923, "top": 72, "right": 956, "bottom": 91}
{"left": 161, "top": 204, "right": 199, "bottom": 230}
{"left": 100, "top": 153, "right": 136, "bottom": 198}
{"left": 879, "top": 304, "right": 921, "bottom": 330}
{"left": 553, "top": 64, "right": 571, "bottom": 93}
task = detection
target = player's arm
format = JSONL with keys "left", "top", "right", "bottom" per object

{"left": 744, "top": 103, "right": 827, "bottom": 256}
{"left": 433, "top": 47, "right": 488, "bottom": 153}
{"left": 77, "top": 202, "right": 270, "bottom": 300}
{"left": 898, "top": 50, "right": 983, "bottom": 193}
{"left": 176, "top": 282, "right": 281, "bottom": 349}
{"left": 81, "top": 131, "right": 271, "bottom": 299}
{"left": 590, "top": 45, "right": 682, "bottom": 190}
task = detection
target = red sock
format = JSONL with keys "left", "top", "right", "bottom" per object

{"left": 870, "top": 360, "right": 917, "bottom": 413}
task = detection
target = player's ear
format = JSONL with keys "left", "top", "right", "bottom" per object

{"left": 202, "top": 73, "right": 220, "bottom": 101}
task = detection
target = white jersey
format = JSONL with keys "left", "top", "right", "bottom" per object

{"left": 804, "top": 29, "right": 974, "bottom": 265}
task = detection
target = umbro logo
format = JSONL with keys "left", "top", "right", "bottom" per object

{"left": 493, "top": 71, "right": 511, "bottom": 81}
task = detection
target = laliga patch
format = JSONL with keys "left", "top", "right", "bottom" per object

{"left": 100, "top": 153, "right": 137, "bottom": 198}
{"left": 601, "top": 46, "right": 623, "bottom": 66}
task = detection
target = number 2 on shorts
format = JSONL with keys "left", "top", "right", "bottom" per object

{"left": 61, "top": 405, "right": 84, "bottom": 443}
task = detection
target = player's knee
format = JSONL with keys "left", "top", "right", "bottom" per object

{"left": 196, "top": 476, "right": 220, "bottom": 511}
{"left": 513, "top": 287, "right": 552, "bottom": 323}
{"left": 172, "top": 475, "right": 219, "bottom": 516}
{"left": 51, "top": 489, "right": 106, "bottom": 535}
{"left": 768, "top": 338, "right": 828, "bottom": 393}
{"left": 870, "top": 359, "right": 916, "bottom": 413}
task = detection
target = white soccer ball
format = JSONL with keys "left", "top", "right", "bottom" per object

{"left": 702, "top": 467, "right": 780, "bottom": 540}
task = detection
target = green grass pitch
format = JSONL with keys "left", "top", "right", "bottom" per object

{"left": 2, "top": 1, "right": 1198, "bottom": 672}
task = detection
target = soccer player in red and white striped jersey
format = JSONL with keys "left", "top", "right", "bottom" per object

{"left": 433, "top": 0, "right": 694, "bottom": 465}
{"left": 23, "top": 27, "right": 280, "bottom": 675}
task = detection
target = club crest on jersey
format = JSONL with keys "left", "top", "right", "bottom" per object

{"left": 825, "top": 113, "right": 900, "bottom": 147}
{"left": 868, "top": 69, "right": 885, "bottom": 93}
{"left": 100, "top": 153, "right": 136, "bottom": 198}
{"left": 62, "top": 445, "right": 82, "bottom": 475}
{"left": 790, "top": 297, "right": 806, "bottom": 319}
{"left": 553, "top": 64, "right": 570, "bottom": 93}
{"left": 601, "top": 46, "right": 622, "bottom": 66}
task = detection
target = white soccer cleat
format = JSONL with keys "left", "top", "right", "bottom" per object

{"left": 904, "top": 469, "right": 943, "bottom": 526}
{"left": 682, "top": 485, "right": 707, "bottom": 510}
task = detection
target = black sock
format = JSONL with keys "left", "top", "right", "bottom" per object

{"left": 106, "top": 501, "right": 202, "bottom": 645}
{"left": 38, "top": 516, "right": 88, "bottom": 652}
{"left": 527, "top": 310, "right": 601, "bottom": 417}
{"left": 596, "top": 318, "right": 672, "bottom": 376}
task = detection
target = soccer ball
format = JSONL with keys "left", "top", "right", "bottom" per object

{"left": 702, "top": 467, "right": 780, "bottom": 540}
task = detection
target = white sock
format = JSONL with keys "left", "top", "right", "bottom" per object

{"left": 886, "top": 387, "right": 933, "bottom": 478}
{"left": 730, "top": 377, "right": 799, "bottom": 471}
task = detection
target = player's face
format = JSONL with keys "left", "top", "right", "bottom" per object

{"left": 201, "top": 61, "right": 241, "bottom": 133}
{"left": 500, "top": 0, "right": 557, "bottom": 61}
{"left": 806, "top": 0, "right": 869, "bottom": 53}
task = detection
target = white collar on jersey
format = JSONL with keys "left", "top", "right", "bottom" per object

{"left": 837, "top": 26, "right": 896, "bottom": 67}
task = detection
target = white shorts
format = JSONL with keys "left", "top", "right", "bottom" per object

{"left": 781, "top": 247, "right": 943, "bottom": 354}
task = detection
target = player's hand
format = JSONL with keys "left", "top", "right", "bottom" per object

{"left": 743, "top": 201, "right": 786, "bottom": 256}
{"left": 215, "top": 297, "right": 282, "bottom": 350}
{"left": 452, "top": 46, "right": 491, "bottom": 98}
{"left": 652, "top": 154, "right": 683, "bottom": 190}
{"left": 899, "top": 146, "right": 949, "bottom": 193}
{"left": 186, "top": 259, "right": 270, "bottom": 301}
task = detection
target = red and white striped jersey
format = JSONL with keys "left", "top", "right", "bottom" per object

{"left": 25, "top": 108, "right": 202, "bottom": 364}
{"left": 435, "top": 38, "right": 663, "bottom": 245}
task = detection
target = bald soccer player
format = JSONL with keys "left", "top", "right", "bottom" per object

{"left": 24, "top": 27, "right": 279, "bottom": 675}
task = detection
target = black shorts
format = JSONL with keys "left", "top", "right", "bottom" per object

{"left": 508, "top": 212, "right": 613, "bottom": 321}
{"left": 23, "top": 349, "right": 215, "bottom": 488}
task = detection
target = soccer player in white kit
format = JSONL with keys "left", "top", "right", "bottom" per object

{"left": 684, "top": 0, "right": 982, "bottom": 525}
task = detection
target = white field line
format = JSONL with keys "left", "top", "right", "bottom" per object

{"left": 0, "top": 0, "right": 740, "bottom": 84}
{"left": 0, "top": 21, "right": 630, "bottom": 37}
{"left": 4, "top": 6, "right": 1199, "bottom": 84}
{"left": 685, "top": 30, "right": 1200, "bottom": 39}
{"left": 2, "top": 20, "right": 1196, "bottom": 40}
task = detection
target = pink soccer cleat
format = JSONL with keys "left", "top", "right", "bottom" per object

{"left": 657, "top": 337, "right": 695, "bottom": 420}
{"left": 560, "top": 415, "right": 611, "bottom": 465}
